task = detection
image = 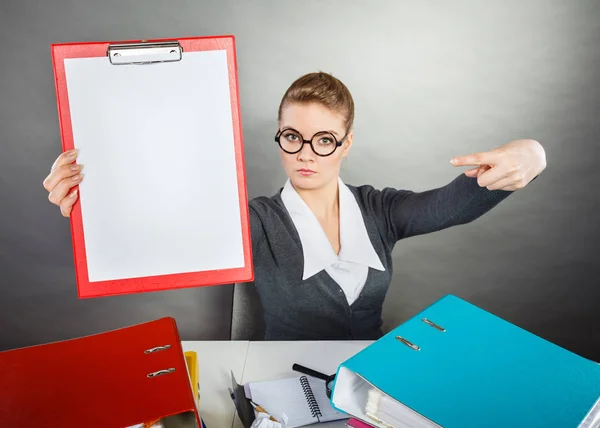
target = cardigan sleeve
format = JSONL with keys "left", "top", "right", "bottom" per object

{"left": 361, "top": 173, "right": 514, "bottom": 244}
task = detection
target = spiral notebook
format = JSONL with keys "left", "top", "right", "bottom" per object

{"left": 248, "top": 375, "right": 347, "bottom": 427}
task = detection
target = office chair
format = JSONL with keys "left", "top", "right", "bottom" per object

{"left": 230, "top": 282, "right": 265, "bottom": 340}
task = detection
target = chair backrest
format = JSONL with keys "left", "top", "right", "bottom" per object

{"left": 230, "top": 282, "right": 265, "bottom": 340}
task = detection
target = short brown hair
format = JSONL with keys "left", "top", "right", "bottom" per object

{"left": 278, "top": 72, "right": 355, "bottom": 132}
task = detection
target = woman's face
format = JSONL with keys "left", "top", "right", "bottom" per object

{"left": 278, "top": 102, "right": 353, "bottom": 191}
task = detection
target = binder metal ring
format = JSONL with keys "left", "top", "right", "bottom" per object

{"left": 396, "top": 336, "right": 420, "bottom": 351}
{"left": 144, "top": 345, "right": 172, "bottom": 354}
{"left": 147, "top": 368, "right": 176, "bottom": 378}
{"left": 422, "top": 318, "right": 446, "bottom": 332}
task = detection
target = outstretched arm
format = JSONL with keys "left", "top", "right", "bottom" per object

{"left": 371, "top": 139, "right": 547, "bottom": 242}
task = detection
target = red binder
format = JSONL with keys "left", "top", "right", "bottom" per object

{"left": 0, "top": 317, "right": 200, "bottom": 427}
{"left": 50, "top": 35, "right": 253, "bottom": 298}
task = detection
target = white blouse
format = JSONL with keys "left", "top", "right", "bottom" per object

{"left": 281, "top": 178, "right": 385, "bottom": 305}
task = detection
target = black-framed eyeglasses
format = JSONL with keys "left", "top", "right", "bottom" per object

{"left": 275, "top": 127, "right": 348, "bottom": 157}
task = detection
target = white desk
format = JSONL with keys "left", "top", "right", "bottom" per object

{"left": 182, "top": 341, "right": 372, "bottom": 428}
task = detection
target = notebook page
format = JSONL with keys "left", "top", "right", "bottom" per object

{"left": 306, "top": 376, "right": 347, "bottom": 423}
{"left": 248, "top": 377, "right": 316, "bottom": 428}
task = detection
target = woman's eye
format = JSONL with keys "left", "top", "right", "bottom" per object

{"left": 318, "top": 137, "right": 333, "bottom": 145}
{"left": 286, "top": 134, "right": 299, "bottom": 142}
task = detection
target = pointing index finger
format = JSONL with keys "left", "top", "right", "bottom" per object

{"left": 450, "top": 150, "right": 499, "bottom": 167}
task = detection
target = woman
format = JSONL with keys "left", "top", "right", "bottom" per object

{"left": 42, "top": 72, "right": 547, "bottom": 341}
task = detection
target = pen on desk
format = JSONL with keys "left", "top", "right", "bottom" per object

{"left": 249, "top": 400, "right": 278, "bottom": 422}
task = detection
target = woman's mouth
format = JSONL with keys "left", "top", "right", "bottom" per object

{"left": 297, "top": 168, "right": 316, "bottom": 176}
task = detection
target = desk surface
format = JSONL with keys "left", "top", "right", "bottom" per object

{"left": 182, "top": 340, "right": 372, "bottom": 428}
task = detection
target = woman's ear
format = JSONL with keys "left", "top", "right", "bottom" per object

{"left": 341, "top": 131, "right": 353, "bottom": 159}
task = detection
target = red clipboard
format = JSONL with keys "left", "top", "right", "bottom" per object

{"left": 0, "top": 317, "right": 201, "bottom": 428}
{"left": 50, "top": 35, "right": 253, "bottom": 298}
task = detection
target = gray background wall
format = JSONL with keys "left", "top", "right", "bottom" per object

{"left": 1, "top": 1, "right": 598, "bottom": 360}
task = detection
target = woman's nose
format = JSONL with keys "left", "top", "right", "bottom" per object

{"left": 297, "top": 142, "right": 315, "bottom": 162}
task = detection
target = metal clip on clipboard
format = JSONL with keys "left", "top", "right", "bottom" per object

{"left": 107, "top": 41, "right": 183, "bottom": 65}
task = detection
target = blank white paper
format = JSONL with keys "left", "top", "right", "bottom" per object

{"left": 64, "top": 50, "right": 245, "bottom": 282}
